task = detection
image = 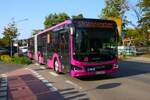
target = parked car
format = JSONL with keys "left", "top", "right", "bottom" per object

{"left": 118, "top": 46, "right": 143, "bottom": 56}
{"left": 0, "top": 46, "right": 9, "bottom": 55}
{"left": 19, "top": 46, "right": 28, "bottom": 55}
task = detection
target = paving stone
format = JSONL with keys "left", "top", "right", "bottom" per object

{"left": 1, "top": 78, "right": 7, "bottom": 81}
{"left": 0, "top": 83, "right": 7, "bottom": 87}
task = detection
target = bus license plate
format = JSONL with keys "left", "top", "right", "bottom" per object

{"left": 96, "top": 71, "right": 105, "bottom": 75}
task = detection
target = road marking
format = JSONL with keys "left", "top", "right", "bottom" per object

{"left": 25, "top": 68, "right": 29, "bottom": 70}
{"left": 40, "top": 66, "right": 46, "bottom": 69}
{"left": 38, "top": 77, "right": 45, "bottom": 80}
{"left": 41, "top": 79, "right": 49, "bottom": 83}
{"left": 25, "top": 68, "right": 58, "bottom": 93}
{"left": 0, "top": 76, "right": 7, "bottom": 99}
{"left": 0, "top": 83, "right": 7, "bottom": 87}
{"left": 49, "top": 87, "right": 58, "bottom": 92}
{"left": 1, "top": 74, "right": 7, "bottom": 78}
{"left": 49, "top": 72, "right": 59, "bottom": 77}
{"left": 65, "top": 80, "right": 82, "bottom": 89}
{"left": 0, "top": 91, "right": 7, "bottom": 97}
{"left": 46, "top": 83, "right": 53, "bottom": 87}
{"left": 46, "top": 83, "right": 58, "bottom": 92}
{"left": 35, "top": 63, "right": 39, "bottom": 65}
{"left": 1, "top": 77, "right": 7, "bottom": 82}
{"left": 30, "top": 69, "right": 39, "bottom": 75}
{"left": 0, "top": 87, "right": 7, "bottom": 91}
{"left": 36, "top": 75, "right": 42, "bottom": 78}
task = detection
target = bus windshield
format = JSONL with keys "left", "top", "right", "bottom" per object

{"left": 73, "top": 27, "right": 117, "bottom": 61}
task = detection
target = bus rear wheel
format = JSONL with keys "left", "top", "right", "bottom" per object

{"left": 54, "top": 60, "right": 59, "bottom": 73}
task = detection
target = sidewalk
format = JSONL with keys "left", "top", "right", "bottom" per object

{"left": 1, "top": 67, "right": 65, "bottom": 100}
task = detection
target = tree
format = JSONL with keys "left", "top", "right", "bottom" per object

{"left": 2, "top": 21, "right": 18, "bottom": 56}
{"left": 72, "top": 13, "right": 84, "bottom": 19}
{"left": 99, "top": 0, "right": 129, "bottom": 45}
{"left": 2, "top": 21, "right": 18, "bottom": 40}
{"left": 44, "top": 12, "right": 70, "bottom": 28}
{"left": 128, "top": 3, "right": 142, "bottom": 28}
{"left": 99, "top": 0, "right": 129, "bottom": 19}
{"left": 0, "top": 37, "right": 10, "bottom": 47}
{"left": 137, "top": 0, "right": 150, "bottom": 45}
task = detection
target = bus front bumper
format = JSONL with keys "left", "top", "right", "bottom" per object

{"left": 70, "top": 64, "right": 119, "bottom": 77}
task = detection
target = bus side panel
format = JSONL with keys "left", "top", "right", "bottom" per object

{"left": 39, "top": 54, "right": 44, "bottom": 64}
{"left": 27, "top": 50, "right": 33, "bottom": 59}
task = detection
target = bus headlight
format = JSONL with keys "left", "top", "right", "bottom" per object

{"left": 113, "top": 64, "right": 119, "bottom": 69}
{"left": 71, "top": 65, "right": 82, "bottom": 71}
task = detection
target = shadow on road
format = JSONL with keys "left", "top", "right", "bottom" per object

{"left": 81, "top": 82, "right": 121, "bottom": 93}
{"left": 116, "top": 61, "right": 150, "bottom": 78}
{"left": 96, "top": 82, "right": 121, "bottom": 89}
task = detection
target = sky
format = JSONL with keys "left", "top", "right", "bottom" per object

{"left": 0, "top": 0, "right": 138, "bottom": 39}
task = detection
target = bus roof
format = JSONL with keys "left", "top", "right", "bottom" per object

{"left": 37, "top": 20, "right": 72, "bottom": 35}
{"left": 36, "top": 18, "right": 117, "bottom": 36}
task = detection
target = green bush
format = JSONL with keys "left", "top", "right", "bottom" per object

{"left": 13, "top": 56, "right": 32, "bottom": 65}
{"left": 0, "top": 55, "right": 12, "bottom": 63}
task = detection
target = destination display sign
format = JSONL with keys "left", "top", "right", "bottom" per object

{"left": 74, "top": 20, "right": 114, "bottom": 28}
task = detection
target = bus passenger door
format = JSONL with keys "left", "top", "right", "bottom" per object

{"left": 59, "top": 30, "right": 70, "bottom": 73}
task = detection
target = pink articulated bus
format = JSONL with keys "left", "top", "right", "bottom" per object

{"left": 27, "top": 37, "right": 34, "bottom": 59}
{"left": 32, "top": 18, "right": 119, "bottom": 77}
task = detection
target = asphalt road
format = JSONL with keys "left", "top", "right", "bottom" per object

{"left": 0, "top": 63, "right": 25, "bottom": 74}
{"left": 28, "top": 59, "right": 150, "bottom": 100}
{"left": 1, "top": 58, "right": 150, "bottom": 100}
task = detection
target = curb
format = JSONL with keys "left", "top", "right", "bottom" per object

{"left": 0, "top": 74, "right": 8, "bottom": 100}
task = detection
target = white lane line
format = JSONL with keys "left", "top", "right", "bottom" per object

{"left": 0, "top": 83, "right": 7, "bottom": 87}
{"left": 25, "top": 68, "right": 29, "bottom": 70}
{"left": 36, "top": 75, "right": 42, "bottom": 78}
{"left": 46, "top": 83, "right": 53, "bottom": 87}
{"left": 0, "top": 87, "right": 7, "bottom": 91}
{"left": 25, "top": 68, "right": 58, "bottom": 92}
{"left": 40, "top": 66, "right": 46, "bottom": 69}
{"left": 0, "top": 75, "right": 8, "bottom": 99}
{"left": 38, "top": 77, "right": 45, "bottom": 80}
{"left": 41, "top": 79, "right": 49, "bottom": 83}
{"left": 46, "top": 83, "right": 58, "bottom": 92}
{"left": 49, "top": 72, "right": 59, "bottom": 77}
{"left": 65, "top": 80, "right": 82, "bottom": 89}
{"left": 26, "top": 68, "right": 39, "bottom": 75}
{"left": 1, "top": 74, "right": 7, "bottom": 78}
{"left": 49, "top": 87, "right": 58, "bottom": 92}
{"left": 35, "top": 63, "right": 39, "bottom": 65}
{"left": 0, "top": 91, "right": 7, "bottom": 97}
